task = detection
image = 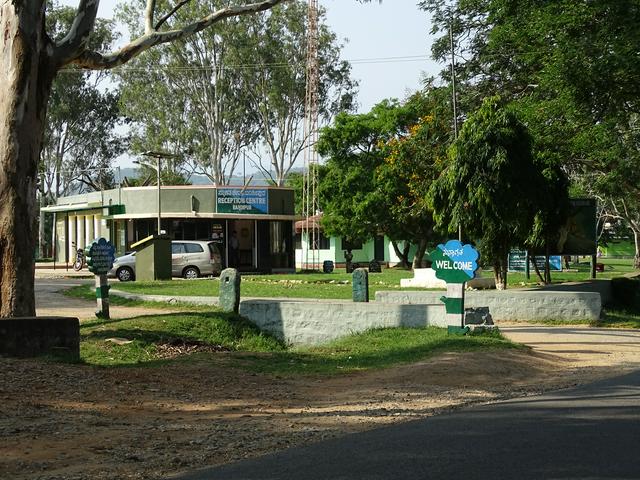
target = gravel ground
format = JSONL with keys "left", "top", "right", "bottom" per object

{"left": 3, "top": 331, "right": 640, "bottom": 480}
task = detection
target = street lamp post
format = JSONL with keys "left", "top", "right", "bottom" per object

{"left": 135, "top": 151, "right": 178, "bottom": 235}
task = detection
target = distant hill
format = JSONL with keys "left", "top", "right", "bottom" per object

{"left": 118, "top": 168, "right": 273, "bottom": 186}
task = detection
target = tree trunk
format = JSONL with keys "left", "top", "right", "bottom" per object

{"left": 391, "top": 240, "right": 411, "bottom": 269}
{"left": 0, "top": 4, "right": 55, "bottom": 316}
{"left": 493, "top": 258, "right": 507, "bottom": 290}
{"left": 634, "top": 230, "right": 640, "bottom": 270}
{"left": 530, "top": 256, "right": 545, "bottom": 283}
{"left": 412, "top": 239, "right": 427, "bottom": 269}
{"left": 542, "top": 243, "right": 551, "bottom": 284}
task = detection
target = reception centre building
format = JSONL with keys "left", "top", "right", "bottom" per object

{"left": 42, "top": 185, "right": 297, "bottom": 273}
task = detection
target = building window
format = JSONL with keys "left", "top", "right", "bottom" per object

{"left": 313, "top": 232, "right": 330, "bottom": 250}
{"left": 342, "top": 237, "right": 363, "bottom": 251}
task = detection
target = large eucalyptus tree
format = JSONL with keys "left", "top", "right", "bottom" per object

{"left": 0, "top": 0, "right": 285, "bottom": 317}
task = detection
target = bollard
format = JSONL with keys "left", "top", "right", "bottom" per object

{"left": 352, "top": 267, "right": 369, "bottom": 302}
{"left": 219, "top": 268, "right": 241, "bottom": 313}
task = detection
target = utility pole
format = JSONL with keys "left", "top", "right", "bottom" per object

{"left": 302, "top": 0, "right": 320, "bottom": 270}
{"left": 449, "top": 10, "right": 462, "bottom": 242}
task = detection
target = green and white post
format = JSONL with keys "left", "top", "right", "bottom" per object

{"left": 429, "top": 240, "right": 480, "bottom": 335}
{"left": 84, "top": 238, "right": 116, "bottom": 320}
{"left": 95, "top": 274, "right": 110, "bottom": 319}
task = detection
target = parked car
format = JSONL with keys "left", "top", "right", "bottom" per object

{"left": 108, "top": 241, "right": 222, "bottom": 281}
{"left": 109, "top": 251, "right": 136, "bottom": 282}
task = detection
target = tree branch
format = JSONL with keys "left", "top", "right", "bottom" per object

{"left": 67, "top": 0, "right": 286, "bottom": 69}
{"left": 155, "top": 0, "right": 192, "bottom": 30}
{"left": 53, "top": 0, "right": 100, "bottom": 67}
{"left": 145, "top": 0, "right": 157, "bottom": 33}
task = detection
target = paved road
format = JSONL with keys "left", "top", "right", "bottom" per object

{"left": 174, "top": 370, "right": 640, "bottom": 480}
{"left": 35, "top": 278, "right": 92, "bottom": 311}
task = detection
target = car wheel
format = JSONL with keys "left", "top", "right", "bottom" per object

{"left": 117, "top": 267, "right": 134, "bottom": 282}
{"left": 183, "top": 266, "right": 200, "bottom": 279}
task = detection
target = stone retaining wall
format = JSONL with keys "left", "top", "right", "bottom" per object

{"left": 239, "top": 300, "right": 446, "bottom": 346}
{"left": 0, "top": 317, "right": 80, "bottom": 359}
{"left": 375, "top": 290, "right": 602, "bottom": 322}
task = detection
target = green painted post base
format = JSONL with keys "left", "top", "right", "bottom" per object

{"left": 95, "top": 274, "right": 110, "bottom": 319}
{"left": 447, "top": 325, "right": 470, "bottom": 336}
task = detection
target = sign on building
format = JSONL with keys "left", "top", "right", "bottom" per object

{"left": 216, "top": 188, "right": 269, "bottom": 214}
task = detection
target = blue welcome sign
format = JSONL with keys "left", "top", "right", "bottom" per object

{"left": 430, "top": 240, "right": 479, "bottom": 284}
{"left": 429, "top": 239, "right": 481, "bottom": 332}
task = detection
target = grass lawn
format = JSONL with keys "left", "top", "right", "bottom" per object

{"left": 106, "top": 267, "right": 418, "bottom": 300}
{"left": 596, "top": 308, "right": 640, "bottom": 329}
{"left": 103, "top": 258, "right": 638, "bottom": 300}
{"left": 80, "top": 311, "right": 283, "bottom": 366}
{"left": 78, "top": 309, "right": 518, "bottom": 373}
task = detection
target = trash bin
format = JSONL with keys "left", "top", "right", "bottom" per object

{"left": 131, "top": 234, "right": 172, "bottom": 281}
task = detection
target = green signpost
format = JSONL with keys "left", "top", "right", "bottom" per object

{"left": 430, "top": 240, "right": 480, "bottom": 334}
{"left": 84, "top": 238, "right": 115, "bottom": 319}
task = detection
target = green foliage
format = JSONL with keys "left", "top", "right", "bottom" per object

{"left": 318, "top": 99, "right": 409, "bottom": 244}
{"left": 429, "top": 96, "right": 544, "bottom": 287}
{"left": 421, "top": 0, "right": 640, "bottom": 267}
{"left": 41, "top": 3, "right": 125, "bottom": 201}
{"left": 610, "top": 277, "right": 640, "bottom": 310}
{"left": 285, "top": 165, "right": 328, "bottom": 216}
{"left": 118, "top": 0, "right": 355, "bottom": 185}
{"left": 318, "top": 90, "right": 451, "bottom": 263}
{"left": 373, "top": 88, "right": 451, "bottom": 263}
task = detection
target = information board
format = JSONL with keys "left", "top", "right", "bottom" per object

{"left": 85, "top": 238, "right": 115, "bottom": 275}
{"left": 508, "top": 250, "right": 562, "bottom": 272}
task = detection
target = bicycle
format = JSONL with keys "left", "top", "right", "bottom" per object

{"left": 72, "top": 243, "right": 86, "bottom": 271}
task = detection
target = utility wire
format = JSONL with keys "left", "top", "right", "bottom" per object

{"left": 58, "top": 54, "right": 435, "bottom": 74}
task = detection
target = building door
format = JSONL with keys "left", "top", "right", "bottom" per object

{"left": 228, "top": 219, "right": 255, "bottom": 271}
{"left": 374, "top": 235, "right": 385, "bottom": 261}
{"left": 257, "top": 221, "right": 271, "bottom": 273}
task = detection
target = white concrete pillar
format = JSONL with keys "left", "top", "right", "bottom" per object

{"left": 68, "top": 215, "right": 76, "bottom": 263}
{"left": 85, "top": 215, "right": 94, "bottom": 246}
{"left": 77, "top": 215, "right": 85, "bottom": 249}
{"left": 94, "top": 215, "right": 101, "bottom": 240}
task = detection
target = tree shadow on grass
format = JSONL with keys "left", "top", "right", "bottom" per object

{"left": 79, "top": 311, "right": 285, "bottom": 366}
{"left": 237, "top": 330, "right": 518, "bottom": 376}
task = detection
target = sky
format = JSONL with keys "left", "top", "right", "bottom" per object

{"left": 63, "top": 0, "right": 442, "bottom": 169}
{"left": 320, "top": 0, "right": 440, "bottom": 112}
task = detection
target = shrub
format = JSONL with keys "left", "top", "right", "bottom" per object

{"left": 611, "top": 277, "right": 640, "bottom": 309}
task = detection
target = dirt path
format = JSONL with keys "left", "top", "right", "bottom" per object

{"left": 3, "top": 324, "right": 640, "bottom": 480}
{"left": 4, "top": 290, "right": 640, "bottom": 480}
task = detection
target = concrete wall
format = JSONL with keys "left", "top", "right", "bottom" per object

{"left": 0, "top": 317, "right": 80, "bottom": 359}
{"left": 375, "top": 290, "right": 602, "bottom": 322}
{"left": 239, "top": 300, "right": 447, "bottom": 346}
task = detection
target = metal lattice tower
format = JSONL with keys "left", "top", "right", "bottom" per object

{"left": 302, "top": 0, "right": 320, "bottom": 270}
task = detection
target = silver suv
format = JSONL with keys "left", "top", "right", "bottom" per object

{"left": 171, "top": 240, "right": 222, "bottom": 279}
{"left": 108, "top": 240, "right": 222, "bottom": 281}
